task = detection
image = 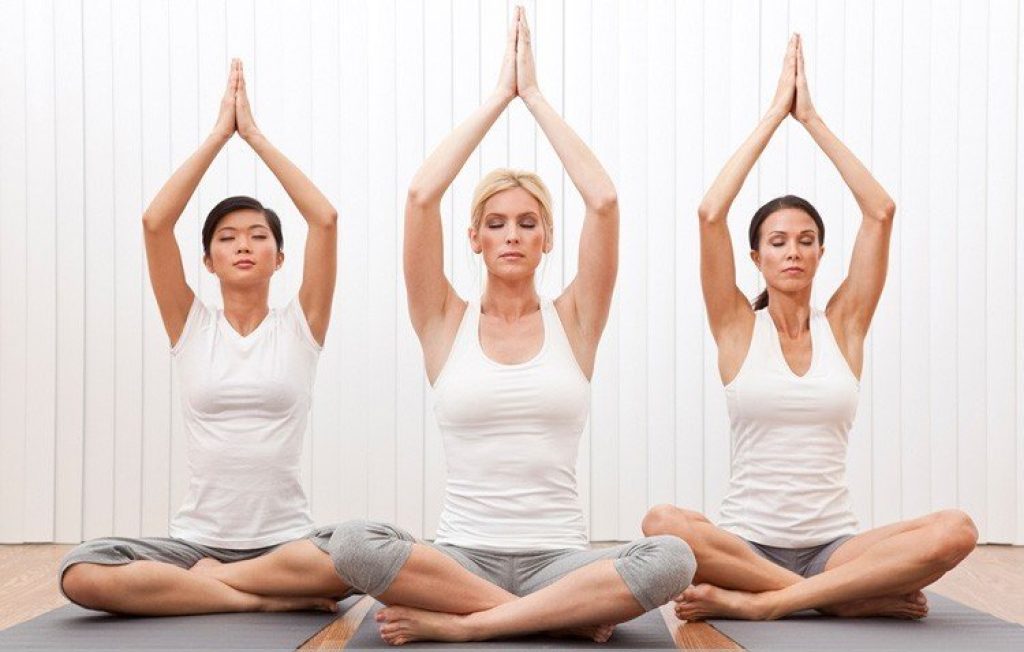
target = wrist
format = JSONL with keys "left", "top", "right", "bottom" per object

{"left": 241, "top": 130, "right": 266, "bottom": 147}
{"left": 208, "top": 130, "right": 233, "bottom": 146}
{"left": 761, "top": 108, "right": 788, "bottom": 127}
{"left": 520, "top": 88, "right": 543, "bottom": 108}
{"left": 799, "top": 112, "right": 823, "bottom": 129}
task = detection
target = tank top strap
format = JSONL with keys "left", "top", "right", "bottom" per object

{"left": 539, "top": 297, "right": 572, "bottom": 356}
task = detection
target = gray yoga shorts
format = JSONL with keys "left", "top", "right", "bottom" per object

{"left": 743, "top": 534, "right": 854, "bottom": 578}
{"left": 325, "top": 520, "right": 696, "bottom": 612}
{"left": 58, "top": 525, "right": 342, "bottom": 603}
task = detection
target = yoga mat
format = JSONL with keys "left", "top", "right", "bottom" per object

{"left": 346, "top": 601, "right": 676, "bottom": 649}
{"left": 0, "top": 595, "right": 361, "bottom": 651}
{"left": 709, "top": 592, "right": 1024, "bottom": 651}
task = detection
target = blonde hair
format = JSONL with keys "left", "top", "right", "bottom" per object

{"left": 470, "top": 169, "right": 554, "bottom": 248}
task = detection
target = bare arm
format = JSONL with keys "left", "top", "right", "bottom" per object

{"left": 700, "top": 36, "right": 798, "bottom": 343}
{"left": 516, "top": 9, "right": 618, "bottom": 342}
{"left": 403, "top": 17, "right": 518, "bottom": 342}
{"left": 791, "top": 38, "right": 895, "bottom": 339}
{"left": 142, "top": 60, "right": 238, "bottom": 346}
{"left": 234, "top": 61, "right": 337, "bottom": 346}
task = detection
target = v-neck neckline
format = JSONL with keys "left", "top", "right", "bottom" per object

{"left": 766, "top": 309, "right": 817, "bottom": 379}
{"left": 220, "top": 307, "right": 273, "bottom": 342}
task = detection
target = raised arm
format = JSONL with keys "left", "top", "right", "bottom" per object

{"left": 699, "top": 36, "right": 798, "bottom": 343}
{"left": 142, "top": 60, "right": 238, "bottom": 346}
{"left": 515, "top": 8, "right": 618, "bottom": 342}
{"left": 793, "top": 36, "right": 895, "bottom": 339}
{"left": 403, "top": 16, "right": 517, "bottom": 341}
{"left": 234, "top": 61, "right": 338, "bottom": 346}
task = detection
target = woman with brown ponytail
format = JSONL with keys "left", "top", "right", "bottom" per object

{"left": 642, "top": 35, "right": 977, "bottom": 621}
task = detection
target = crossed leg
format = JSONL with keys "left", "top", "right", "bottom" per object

{"left": 642, "top": 506, "right": 977, "bottom": 621}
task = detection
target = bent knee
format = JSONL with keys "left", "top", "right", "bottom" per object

{"left": 927, "top": 510, "right": 978, "bottom": 568}
{"left": 61, "top": 563, "right": 114, "bottom": 609}
{"left": 631, "top": 535, "right": 697, "bottom": 607}
{"left": 642, "top": 504, "right": 701, "bottom": 537}
{"left": 327, "top": 519, "right": 413, "bottom": 595}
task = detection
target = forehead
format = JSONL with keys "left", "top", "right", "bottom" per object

{"left": 216, "top": 208, "right": 269, "bottom": 230}
{"left": 483, "top": 186, "right": 541, "bottom": 215}
{"left": 763, "top": 207, "right": 818, "bottom": 234}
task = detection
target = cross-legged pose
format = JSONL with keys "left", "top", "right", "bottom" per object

{"left": 642, "top": 35, "right": 977, "bottom": 622}
{"left": 58, "top": 59, "right": 346, "bottom": 616}
{"left": 217, "top": 7, "right": 687, "bottom": 646}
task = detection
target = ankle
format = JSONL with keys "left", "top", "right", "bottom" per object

{"left": 755, "top": 591, "right": 786, "bottom": 621}
{"left": 459, "top": 612, "right": 487, "bottom": 642}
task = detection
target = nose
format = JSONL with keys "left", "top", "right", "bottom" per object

{"left": 236, "top": 239, "right": 251, "bottom": 254}
{"left": 505, "top": 225, "right": 519, "bottom": 245}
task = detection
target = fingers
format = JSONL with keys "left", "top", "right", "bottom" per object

{"left": 795, "top": 34, "right": 805, "bottom": 78}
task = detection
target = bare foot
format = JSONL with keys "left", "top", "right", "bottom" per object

{"left": 674, "top": 583, "right": 772, "bottom": 621}
{"left": 259, "top": 595, "right": 339, "bottom": 614}
{"left": 550, "top": 623, "right": 616, "bottom": 643}
{"left": 375, "top": 605, "right": 472, "bottom": 645}
{"left": 821, "top": 591, "right": 929, "bottom": 619}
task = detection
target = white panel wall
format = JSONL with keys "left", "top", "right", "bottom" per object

{"left": 0, "top": 0, "right": 1022, "bottom": 544}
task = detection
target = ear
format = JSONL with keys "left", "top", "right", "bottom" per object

{"left": 543, "top": 234, "right": 553, "bottom": 254}
{"left": 818, "top": 245, "right": 825, "bottom": 259}
{"left": 468, "top": 226, "right": 482, "bottom": 254}
{"left": 276, "top": 251, "right": 285, "bottom": 270}
{"left": 749, "top": 249, "right": 761, "bottom": 269}
{"left": 203, "top": 254, "right": 215, "bottom": 274}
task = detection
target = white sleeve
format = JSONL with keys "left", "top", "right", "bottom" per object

{"left": 284, "top": 296, "right": 323, "bottom": 353}
{"left": 170, "top": 297, "right": 213, "bottom": 356}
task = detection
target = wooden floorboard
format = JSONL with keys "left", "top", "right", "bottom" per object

{"left": 1, "top": 543, "right": 1021, "bottom": 650}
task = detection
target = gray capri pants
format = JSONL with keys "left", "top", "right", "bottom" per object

{"left": 58, "top": 526, "right": 347, "bottom": 603}
{"left": 323, "top": 520, "right": 696, "bottom": 612}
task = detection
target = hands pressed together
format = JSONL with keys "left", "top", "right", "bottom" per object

{"left": 496, "top": 6, "right": 541, "bottom": 105}
{"left": 212, "top": 58, "right": 262, "bottom": 142}
{"left": 768, "top": 33, "right": 817, "bottom": 125}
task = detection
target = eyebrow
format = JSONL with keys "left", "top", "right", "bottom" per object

{"left": 215, "top": 224, "right": 270, "bottom": 233}
{"left": 767, "top": 230, "right": 817, "bottom": 236}
{"left": 484, "top": 212, "right": 539, "bottom": 219}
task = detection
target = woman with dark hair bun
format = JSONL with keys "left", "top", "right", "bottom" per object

{"left": 57, "top": 59, "right": 345, "bottom": 616}
{"left": 642, "top": 35, "right": 977, "bottom": 621}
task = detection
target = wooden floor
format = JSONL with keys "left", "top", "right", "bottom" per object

{"left": 2, "top": 544, "right": 1022, "bottom": 649}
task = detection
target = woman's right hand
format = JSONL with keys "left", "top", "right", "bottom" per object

{"left": 495, "top": 7, "right": 518, "bottom": 102}
{"left": 767, "top": 35, "right": 798, "bottom": 120}
{"left": 212, "top": 59, "right": 239, "bottom": 140}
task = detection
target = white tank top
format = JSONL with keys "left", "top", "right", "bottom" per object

{"left": 717, "top": 308, "right": 860, "bottom": 548}
{"left": 432, "top": 298, "right": 590, "bottom": 551}
{"left": 168, "top": 296, "right": 320, "bottom": 549}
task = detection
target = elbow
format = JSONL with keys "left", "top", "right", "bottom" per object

{"left": 697, "top": 202, "right": 723, "bottom": 224}
{"left": 141, "top": 211, "right": 164, "bottom": 234}
{"left": 870, "top": 198, "right": 896, "bottom": 223}
{"left": 406, "top": 186, "right": 437, "bottom": 210}
{"left": 315, "top": 209, "right": 339, "bottom": 229}
{"left": 589, "top": 190, "right": 618, "bottom": 216}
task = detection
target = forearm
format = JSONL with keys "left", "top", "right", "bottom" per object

{"left": 245, "top": 132, "right": 337, "bottom": 227}
{"left": 802, "top": 115, "right": 894, "bottom": 220}
{"left": 142, "top": 133, "right": 228, "bottom": 231}
{"left": 523, "top": 91, "right": 617, "bottom": 211}
{"left": 699, "top": 110, "right": 786, "bottom": 221}
{"left": 408, "top": 92, "right": 512, "bottom": 205}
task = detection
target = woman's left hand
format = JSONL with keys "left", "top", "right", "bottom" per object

{"left": 792, "top": 35, "right": 818, "bottom": 124}
{"left": 235, "top": 60, "right": 263, "bottom": 141}
{"left": 515, "top": 7, "right": 540, "bottom": 102}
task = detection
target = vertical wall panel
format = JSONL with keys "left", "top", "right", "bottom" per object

{"left": 309, "top": 0, "right": 344, "bottom": 524}
{"left": 139, "top": 0, "right": 173, "bottom": 538}
{"left": 898, "top": 0, "right": 931, "bottom": 520}
{"left": 985, "top": 0, "right": 1018, "bottom": 543}
{"left": 928, "top": 0, "right": 960, "bottom": 515}
{"left": 957, "top": 0, "right": 990, "bottom": 541}
{"left": 23, "top": 0, "right": 58, "bottom": 541}
{"left": 0, "top": 0, "right": 28, "bottom": 543}
{"left": 2, "top": 0, "right": 1023, "bottom": 545}
{"left": 53, "top": 0, "right": 86, "bottom": 543}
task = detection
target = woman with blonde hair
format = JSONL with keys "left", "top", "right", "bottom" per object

{"left": 328, "top": 7, "right": 693, "bottom": 644}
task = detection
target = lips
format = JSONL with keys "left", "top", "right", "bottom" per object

{"left": 499, "top": 252, "right": 524, "bottom": 260}
{"left": 234, "top": 259, "right": 256, "bottom": 269}
{"left": 782, "top": 267, "right": 803, "bottom": 273}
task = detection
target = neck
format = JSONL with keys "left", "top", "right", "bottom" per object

{"left": 221, "top": 283, "right": 271, "bottom": 335}
{"left": 480, "top": 273, "right": 540, "bottom": 322}
{"left": 765, "top": 287, "right": 812, "bottom": 339}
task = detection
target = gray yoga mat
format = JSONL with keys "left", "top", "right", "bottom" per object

{"left": 709, "top": 592, "right": 1024, "bottom": 651}
{"left": 346, "top": 601, "right": 676, "bottom": 649}
{"left": 0, "top": 595, "right": 361, "bottom": 651}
